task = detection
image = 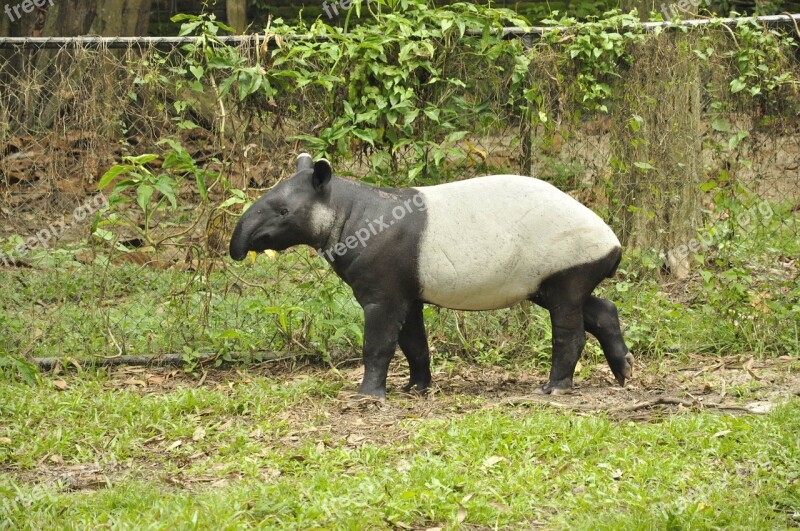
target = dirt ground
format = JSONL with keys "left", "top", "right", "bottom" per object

{"left": 69, "top": 353, "right": 800, "bottom": 440}
{"left": 9, "top": 355, "right": 800, "bottom": 492}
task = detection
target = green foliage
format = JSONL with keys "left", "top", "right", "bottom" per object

{"left": 0, "top": 354, "right": 38, "bottom": 386}
{"left": 172, "top": 12, "right": 285, "bottom": 103}
{"left": 542, "top": 10, "right": 646, "bottom": 113}
{"left": 692, "top": 18, "right": 799, "bottom": 110}
{"left": 267, "top": 0, "right": 532, "bottom": 183}
{"left": 97, "top": 139, "right": 216, "bottom": 249}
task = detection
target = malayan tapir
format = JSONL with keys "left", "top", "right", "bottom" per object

{"left": 229, "top": 153, "right": 634, "bottom": 400}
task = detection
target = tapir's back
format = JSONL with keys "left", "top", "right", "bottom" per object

{"left": 413, "top": 175, "right": 620, "bottom": 310}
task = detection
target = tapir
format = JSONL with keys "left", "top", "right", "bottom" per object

{"left": 229, "top": 153, "right": 634, "bottom": 399}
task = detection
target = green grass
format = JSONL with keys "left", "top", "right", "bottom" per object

{"left": 1, "top": 372, "right": 798, "bottom": 529}
{"left": 0, "top": 188, "right": 798, "bottom": 528}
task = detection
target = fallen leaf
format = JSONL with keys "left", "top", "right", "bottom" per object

{"left": 166, "top": 440, "right": 183, "bottom": 452}
{"left": 52, "top": 380, "right": 69, "bottom": 391}
{"left": 396, "top": 459, "right": 411, "bottom": 474}
{"left": 192, "top": 427, "right": 206, "bottom": 441}
{"left": 347, "top": 434, "right": 367, "bottom": 445}
{"left": 457, "top": 506, "right": 468, "bottom": 524}
{"left": 744, "top": 357, "right": 761, "bottom": 381}
{"left": 482, "top": 455, "right": 505, "bottom": 468}
{"left": 461, "top": 493, "right": 474, "bottom": 504}
{"left": 122, "top": 378, "right": 147, "bottom": 387}
{"left": 712, "top": 430, "right": 732, "bottom": 438}
{"left": 147, "top": 376, "right": 165, "bottom": 385}
{"left": 261, "top": 468, "right": 282, "bottom": 480}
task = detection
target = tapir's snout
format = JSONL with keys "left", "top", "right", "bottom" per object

{"left": 229, "top": 216, "right": 251, "bottom": 261}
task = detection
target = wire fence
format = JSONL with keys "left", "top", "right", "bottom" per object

{"left": 0, "top": 14, "right": 798, "bottom": 365}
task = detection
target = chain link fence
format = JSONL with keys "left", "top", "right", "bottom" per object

{"left": 1, "top": 16, "right": 798, "bottom": 365}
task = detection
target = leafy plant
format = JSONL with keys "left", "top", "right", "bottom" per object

{"left": 542, "top": 10, "right": 646, "bottom": 113}
{"left": 96, "top": 139, "right": 215, "bottom": 250}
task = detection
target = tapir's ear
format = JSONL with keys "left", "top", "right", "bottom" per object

{"left": 311, "top": 159, "right": 332, "bottom": 192}
{"left": 296, "top": 153, "right": 313, "bottom": 172}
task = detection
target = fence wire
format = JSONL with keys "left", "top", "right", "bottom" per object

{"left": 0, "top": 20, "right": 798, "bottom": 364}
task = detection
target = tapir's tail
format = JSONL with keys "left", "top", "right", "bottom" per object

{"left": 605, "top": 246, "right": 623, "bottom": 278}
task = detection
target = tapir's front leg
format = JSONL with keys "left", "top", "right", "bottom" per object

{"left": 358, "top": 301, "right": 408, "bottom": 399}
{"left": 398, "top": 301, "right": 431, "bottom": 394}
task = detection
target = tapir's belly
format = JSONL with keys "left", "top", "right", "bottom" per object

{"left": 414, "top": 175, "right": 620, "bottom": 311}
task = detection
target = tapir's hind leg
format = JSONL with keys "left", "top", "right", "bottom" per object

{"left": 583, "top": 296, "right": 634, "bottom": 386}
{"left": 398, "top": 301, "right": 432, "bottom": 394}
{"left": 530, "top": 249, "right": 626, "bottom": 394}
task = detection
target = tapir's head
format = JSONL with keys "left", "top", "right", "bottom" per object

{"left": 229, "top": 154, "right": 333, "bottom": 261}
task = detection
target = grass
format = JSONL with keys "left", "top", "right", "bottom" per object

{"left": 0, "top": 191, "right": 798, "bottom": 528}
{"left": 1, "top": 370, "right": 798, "bottom": 529}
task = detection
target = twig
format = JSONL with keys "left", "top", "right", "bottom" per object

{"left": 498, "top": 396, "right": 594, "bottom": 410}
{"left": 611, "top": 397, "right": 760, "bottom": 414}
{"left": 31, "top": 351, "right": 296, "bottom": 371}
{"left": 498, "top": 395, "right": 763, "bottom": 414}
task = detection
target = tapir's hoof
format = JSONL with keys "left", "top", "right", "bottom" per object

{"left": 615, "top": 352, "right": 635, "bottom": 386}
{"left": 535, "top": 381, "right": 574, "bottom": 395}
{"left": 343, "top": 393, "right": 386, "bottom": 411}
{"left": 401, "top": 380, "right": 431, "bottom": 396}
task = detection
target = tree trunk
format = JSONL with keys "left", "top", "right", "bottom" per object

{"left": 227, "top": 0, "right": 248, "bottom": 33}
{"left": 609, "top": 32, "right": 703, "bottom": 279}
{"left": 91, "top": 0, "right": 153, "bottom": 36}
{"left": 1, "top": 1, "right": 153, "bottom": 136}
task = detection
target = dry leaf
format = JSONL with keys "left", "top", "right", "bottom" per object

{"left": 396, "top": 459, "right": 411, "bottom": 474}
{"left": 192, "top": 427, "right": 206, "bottom": 441}
{"left": 122, "top": 378, "right": 147, "bottom": 387}
{"left": 461, "top": 493, "right": 474, "bottom": 504}
{"left": 457, "top": 506, "right": 468, "bottom": 523}
{"left": 166, "top": 440, "right": 183, "bottom": 451}
{"left": 712, "top": 430, "right": 732, "bottom": 438}
{"left": 347, "top": 434, "right": 367, "bottom": 445}
{"left": 744, "top": 357, "right": 761, "bottom": 380}
{"left": 482, "top": 455, "right": 505, "bottom": 468}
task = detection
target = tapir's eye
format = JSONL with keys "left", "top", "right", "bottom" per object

{"left": 280, "top": 208, "right": 289, "bottom": 216}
